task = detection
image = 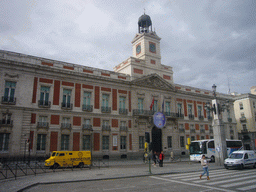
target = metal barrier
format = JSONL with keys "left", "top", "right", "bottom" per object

{"left": 0, "top": 156, "right": 103, "bottom": 180}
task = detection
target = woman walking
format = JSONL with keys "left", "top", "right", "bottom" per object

{"left": 200, "top": 155, "right": 210, "bottom": 180}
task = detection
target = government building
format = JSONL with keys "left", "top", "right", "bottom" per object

{"left": 0, "top": 14, "right": 238, "bottom": 159}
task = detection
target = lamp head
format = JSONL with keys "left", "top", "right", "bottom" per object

{"left": 212, "top": 84, "right": 217, "bottom": 92}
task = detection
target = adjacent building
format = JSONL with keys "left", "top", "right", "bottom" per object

{"left": 0, "top": 14, "right": 238, "bottom": 158}
{"left": 233, "top": 87, "right": 256, "bottom": 150}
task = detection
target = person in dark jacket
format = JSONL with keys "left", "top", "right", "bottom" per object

{"left": 152, "top": 151, "right": 157, "bottom": 167}
{"left": 159, "top": 151, "right": 164, "bottom": 167}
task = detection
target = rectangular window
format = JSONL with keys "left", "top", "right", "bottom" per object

{"left": 40, "top": 86, "right": 50, "bottom": 105}
{"left": 138, "top": 98, "right": 143, "bottom": 111}
{"left": 0, "top": 133, "right": 10, "bottom": 151}
{"left": 82, "top": 135, "right": 91, "bottom": 150}
{"left": 139, "top": 136, "right": 144, "bottom": 149}
{"left": 62, "top": 89, "right": 71, "bottom": 107}
{"left": 177, "top": 103, "right": 182, "bottom": 115}
{"left": 120, "top": 136, "right": 126, "bottom": 150}
{"left": 191, "top": 136, "right": 195, "bottom": 141}
{"left": 167, "top": 136, "right": 172, "bottom": 148}
{"left": 83, "top": 92, "right": 91, "bottom": 105}
{"left": 37, "top": 134, "right": 46, "bottom": 151}
{"left": 102, "top": 94, "right": 109, "bottom": 108}
{"left": 165, "top": 101, "right": 171, "bottom": 113}
{"left": 120, "top": 121, "right": 127, "bottom": 131}
{"left": 188, "top": 104, "right": 193, "bottom": 115}
{"left": 4, "top": 81, "right": 16, "bottom": 102}
{"left": 153, "top": 100, "right": 158, "bottom": 112}
{"left": 198, "top": 106, "right": 202, "bottom": 117}
{"left": 2, "top": 113, "right": 11, "bottom": 124}
{"left": 102, "top": 136, "right": 109, "bottom": 150}
{"left": 180, "top": 136, "right": 185, "bottom": 148}
{"left": 239, "top": 102, "right": 243, "bottom": 110}
{"left": 119, "top": 96, "right": 126, "bottom": 109}
{"left": 201, "top": 136, "right": 205, "bottom": 140}
{"left": 38, "top": 116, "right": 48, "bottom": 127}
{"left": 61, "top": 135, "right": 69, "bottom": 150}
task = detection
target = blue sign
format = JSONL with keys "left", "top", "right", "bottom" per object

{"left": 153, "top": 112, "right": 166, "bottom": 129}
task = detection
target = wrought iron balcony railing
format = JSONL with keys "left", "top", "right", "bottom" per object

{"left": 82, "top": 105, "right": 93, "bottom": 112}
{"left": 37, "top": 122, "right": 49, "bottom": 128}
{"left": 176, "top": 113, "right": 184, "bottom": 118}
{"left": 82, "top": 124, "right": 93, "bottom": 130}
{"left": 207, "top": 116, "right": 213, "bottom": 121}
{"left": 0, "top": 120, "right": 13, "bottom": 127}
{"left": 119, "top": 108, "right": 128, "bottom": 115}
{"left": 199, "top": 116, "right": 204, "bottom": 121}
{"left": 133, "top": 109, "right": 154, "bottom": 116}
{"left": 120, "top": 126, "right": 128, "bottom": 131}
{"left": 200, "top": 129, "right": 205, "bottom": 133}
{"left": 61, "top": 102, "right": 73, "bottom": 110}
{"left": 61, "top": 123, "right": 72, "bottom": 129}
{"left": 179, "top": 128, "right": 185, "bottom": 133}
{"left": 188, "top": 114, "right": 194, "bottom": 119}
{"left": 1, "top": 96, "right": 16, "bottom": 105}
{"left": 102, "top": 125, "right": 111, "bottom": 131}
{"left": 101, "top": 107, "right": 111, "bottom": 113}
{"left": 38, "top": 100, "right": 51, "bottom": 108}
{"left": 190, "top": 129, "right": 196, "bottom": 133}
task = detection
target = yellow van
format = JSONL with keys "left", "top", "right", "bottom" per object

{"left": 45, "top": 151, "right": 91, "bottom": 169}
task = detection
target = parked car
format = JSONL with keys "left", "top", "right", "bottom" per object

{"left": 224, "top": 150, "right": 256, "bottom": 169}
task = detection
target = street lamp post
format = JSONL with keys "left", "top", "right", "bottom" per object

{"left": 204, "top": 84, "right": 228, "bottom": 166}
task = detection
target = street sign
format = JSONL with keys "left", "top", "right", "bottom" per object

{"left": 153, "top": 112, "right": 166, "bottom": 129}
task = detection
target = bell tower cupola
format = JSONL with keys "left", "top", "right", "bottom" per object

{"left": 138, "top": 13, "right": 152, "bottom": 33}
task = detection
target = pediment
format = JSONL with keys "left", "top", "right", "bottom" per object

{"left": 131, "top": 73, "right": 176, "bottom": 91}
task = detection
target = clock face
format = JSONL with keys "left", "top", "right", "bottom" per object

{"left": 136, "top": 44, "right": 141, "bottom": 54}
{"left": 149, "top": 43, "right": 156, "bottom": 53}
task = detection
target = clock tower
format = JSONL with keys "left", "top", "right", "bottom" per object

{"left": 132, "top": 13, "right": 162, "bottom": 67}
{"left": 114, "top": 13, "right": 173, "bottom": 83}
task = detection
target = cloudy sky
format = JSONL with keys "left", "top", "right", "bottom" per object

{"left": 1, "top": 0, "right": 255, "bottom": 94}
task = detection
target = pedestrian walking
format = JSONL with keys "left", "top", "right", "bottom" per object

{"left": 152, "top": 151, "right": 157, "bottom": 167}
{"left": 200, "top": 155, "right": 210, "bottom": 180}
{"left": 159, "top": 151, "right": 164, "bottom": 167}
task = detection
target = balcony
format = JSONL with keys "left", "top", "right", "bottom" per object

{"left": 199, "top": 116, "right": 204, "bottom": 121}
{"left": 179, "top": 128, "right": 185, "bottom": 133}
{"left": 200, "top": 129, "right": 205, "bottom": 133}
{"left": 101, "top": 107, "right": 111, "bottom": 113}
{"left": 227, "top": 118, "right": 232, "bottom": 123}
{"left": 207, "top": 116, "right": 213, "bottom": 121}
{"left": 38, "top": 100, "right": 51, "bottom": 108}
{"left": 176, "top": 113, "right": 184, "bottom": 118}
{"left": 120, "top": 126, "right": 128, "bottom": 131}
{"left": 119, "top": 108, "right": 128, "bottom": 115}
{"left": 188, "top": 114, "right": 194, "bottom": 120}
{"left": 133, "top": 109, "right": 154, "bottom": 116}
{"left": 82, "top": 105, "right": 93, "bottom": 112}
{"left": 82, "top": 124, "right": 93, "bottom": 130}
{"left": 240, "top": 117, "right": 247, "bottom": 123}
{"left": 1, "top": 96, "right": 16, "bottom": 105}
{"left": 163, "top": 112, "right": 177, "bottom": 118}
{"left": 0, "top": 120, "right": 13, "bottom": 127}
{"left": 190, "top": 129, "right": 196, "bottom": 133}
{"left": 61, "top": 123, "right": 71, "bottom": 129}
{"left": 37, "top": 122, "right": 49, "bottom": 129}
{"left": 61, "top": 102, "right": 73, "bottom": 110}
{"left": 102, "top": 125, "right": 111, "bottom": 131}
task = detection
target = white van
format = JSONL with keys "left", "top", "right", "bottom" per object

{"left": 224, "top": 150, "right": 256, "bottom": 169}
